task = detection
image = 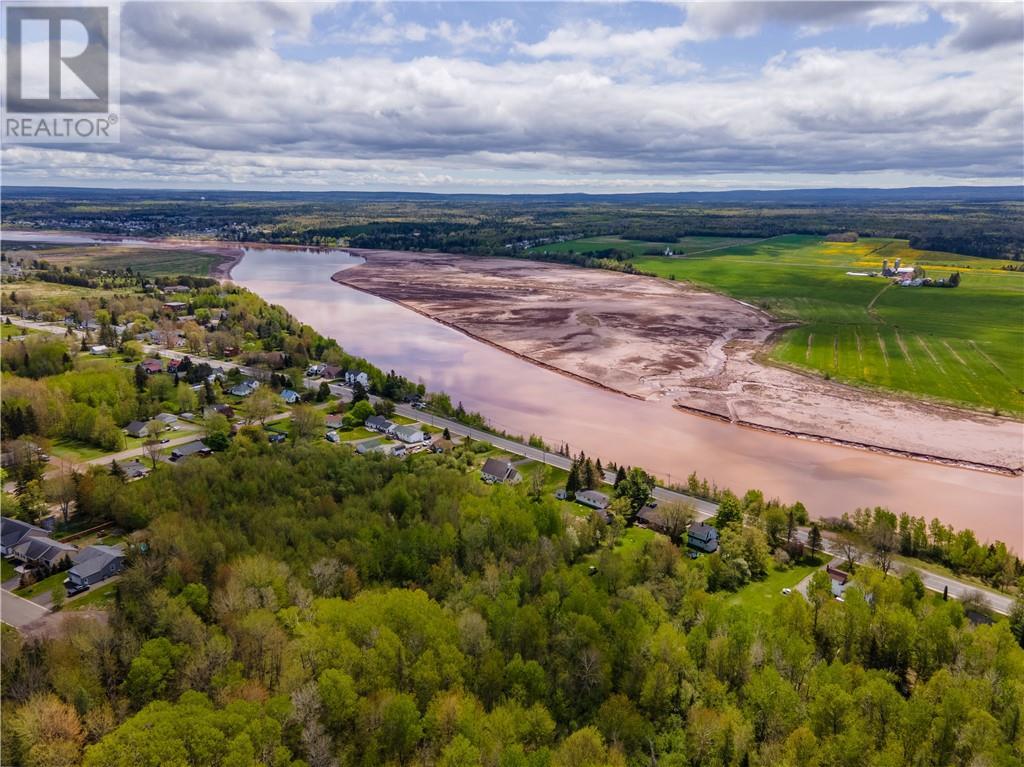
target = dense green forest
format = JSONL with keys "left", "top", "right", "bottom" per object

{"left": 3, "top": 441, "right": 1024, "bottom": 767}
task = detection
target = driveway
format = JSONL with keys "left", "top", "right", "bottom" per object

{"left": 1, "top": 588, "right": 50, "bottom": 628}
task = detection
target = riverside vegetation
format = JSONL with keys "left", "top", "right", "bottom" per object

{"left": 2, "top": 268, "right": 1024, "bottom": 767}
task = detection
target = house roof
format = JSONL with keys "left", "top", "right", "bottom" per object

{"left": 121, "top": 460, "right": 150, "bottom": 478}
{"left": 482, "top": 458, "right": 514, "bottom": 479}
{"left": 826, "top": 566, "right": 850, "bottom": 584}
{"left": 171, "top": 441, "right": 211, "bottom": 458}
{"left": 281, "top": 389, "right": 300, "bottom": 402}
{"left": 575, "top": 489, "right": 610, "bottom": 507}
{"left": 325, "top": 414, "right": 344, "bottom": 428}
{"left": 365, "top": 415, "right": 393, "bottom": 430}
{"left": 13, "top": 536, "right": 76, "bottom": 563}
{"left": 1, "top": 517, "right": 48, "bottom": 550}
{"left": 125, "top": 420, "right": 149, "bottom": 435}
{"left": 393, "top": 424, "right": 423, "bottom": 439}
{"left": 155, "top": 413, "right": 178, "bottom": 424}
{"left": 69, "top": 545, "right": 124, "bottom": 580}
{"left": 689, "top": 523, "right": 718, "bottom": 541}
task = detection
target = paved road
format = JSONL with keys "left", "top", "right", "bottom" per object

{"left": 5, "top": 317, "right": 1015, "bottom": 615}
{"left": 1, "top": 588, "right": 50, "bottom": 628}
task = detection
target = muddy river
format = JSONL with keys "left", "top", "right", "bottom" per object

{"left": 229, "top": 247, "right": 1023, "bottom": 550}
{"left": 3, "top": 233, "right": 1021, "bottom": 548}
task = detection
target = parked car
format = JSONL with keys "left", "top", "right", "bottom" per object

{"left": 781, "top": 588, "right": 792, "bottom": 596}
{"left": 64, "top": 580, "right": 90, "bottom": 597}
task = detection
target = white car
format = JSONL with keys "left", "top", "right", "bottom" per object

{"left": 781, "top": 588, "right": 792, "bottom": 596}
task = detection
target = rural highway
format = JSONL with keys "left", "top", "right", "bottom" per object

{"left": 4, "top": 317, "right": 1015, "bottom": 615}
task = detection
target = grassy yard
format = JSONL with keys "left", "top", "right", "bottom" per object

{"left": 1, "top": 323, "right": 37, "bottom": 338}
{"left": 67, "top": 582, "right": 118, "bottom": 611}
{"left": 621, "top": 235, "right": 1024, "bottom": 415}
{"left": 14, "top": 570, "right": 67, "bottom": 599}
{"left": 1, "top": 558, "right": 17, "bottom": 582}
{"left": 334, "top": 426, "right": 375, "bottom": 442}
{"left": 50, "top": 433, "right": 147, "bottom": 462}
{"left": 725, "top": 562, "right": 822, "bottom": 618}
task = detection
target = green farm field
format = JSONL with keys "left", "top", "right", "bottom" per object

{"left": 528, "top": 234, "right": 760, "bottom": 257}
{"left": 3, "top": 243, "right": 224, "bottom": 277}
{"left": 614, "top": 235, "right": 1024, "bottom": 415}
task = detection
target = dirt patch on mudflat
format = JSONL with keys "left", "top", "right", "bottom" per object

{"left": 337, "top": 249, "right": 1023, "bottom": 473}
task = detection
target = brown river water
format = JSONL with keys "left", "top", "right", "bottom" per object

{"left": 3, "top": 233, "right": 1021, "bottom": 549}
{"left": 229, "top": 247, "right": 1023, "bottom": 551}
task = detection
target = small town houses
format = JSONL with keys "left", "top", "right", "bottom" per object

{"left": 1, "top": 517, "right": 126, "bottom": 594}
{"left": 481, "top": 458, "right": 521, "bottom": 484}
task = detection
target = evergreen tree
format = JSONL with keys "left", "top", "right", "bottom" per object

{"left": 614, "top": 465, "right": 627, "bottom": 488}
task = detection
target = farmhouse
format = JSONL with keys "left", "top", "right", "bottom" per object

{"left": 66, "top": 545, "right": 125, "bottom": 589}
{"left": 688, "top": 523, "right": 720, "bottom": 553}
{"left": 481, "top": 458, "right": 520, "bottom": 484}
{"left": 575, "top": 489, "right": 610, "bottom": 510}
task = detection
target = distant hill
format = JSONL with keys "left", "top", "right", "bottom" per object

{"left": 3, "top": 184, "right": 1022, "bottom": 205}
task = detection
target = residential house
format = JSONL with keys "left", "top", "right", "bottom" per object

{"left": 121, "top": 460, "right": 151, "bottom": 480}
{"left": 280, "top": 389, "right": 301, "bottom": 404}
{"left": 688, "top": 523, "right": 719, "bottom": 553}
{"left": 222, "top": 346, "right": 240, "bottom": 357}
{"left": 65, "top": 545, "right": 125, "bottom": 589}
{"left": 228, "top": 379, "right": 259, "bottom": 398}
{"left": 306, "top": 363, "right": 325, "bottom": 377}
{"left": 431, "top": 438, "right": 454, "bottom": 454}
{"left": 204, "top": 403, "right": 235, "bottom": 420}
{"left": 481, "top": 458, "right": 520, "bottom": 484}
{"left": 90, "top": 345, "right": 110, "bottom": 355}
{"left": 325, "top": 414, "right": 344, "bottom": 430}
{"left": 154, "top": 413, "right": 178, "bottom": 427}
{"left": 345, "top": 371, "right": 370, "bottom": 388}
{"left": 365, "top": 415, "right": 395, "bottom": 434}
{"left": 12, "top": 537, "right": 77, "bottom": 570}
{"left": 322, "top": 364, "right": 342, "bottom": 380}
{"left": 125, "top": 420, "right": 151, "bottom": 439}
{"left": 1, "top": 518, "right": 48, "bottom": 556}
{"left": 170, "top": 441, "right": 212, "bottom": 462}
{"left": 393, "top": 424, "right": 426, "bottom": 444}
{"left": 140, "top": 359, "right": 163, "bottom": 374}
{"left": 162, "top": 301, "right": 188, "bottom": 313}
{"left": 635, "top": 506, "right": 664, "bottom": 530}
{"left": 827, "top": 566, "right": 851, "bottom": 598}
{"left": 356, "top": 437, "right": 395, "bottom": 456}
{"left": 575, "top": 489, "right": 610, "bottom": 510}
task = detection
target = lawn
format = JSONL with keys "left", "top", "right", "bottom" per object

{"left": 14, "top": 570, "right": 67, "bottom": 599}
{"left": 625, "top": 235, "right": 1024, "bottom": 415}
{"left": 1, "top": 323, "right": 36, "bottom": 339}
{"left": 1, "top": 558, "right": 17, "bottom": 582}
{"left": 725, "top": 562, "right": 822, "bottom": 618}
{"left": 335, "top": 426, "right": 375, "bottom": 442}
{"left": 50, "top": 434, "right": 147, "bottom": 462}
{"left": 67, "top": 582, "right": 118, "bottom": 611}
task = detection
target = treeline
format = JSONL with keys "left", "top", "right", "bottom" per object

{"left": 2, "top": 442, "right": 1023, "bottom": 767}
{"left": 826, "top": 507, "right": 1022, "bottom": 590}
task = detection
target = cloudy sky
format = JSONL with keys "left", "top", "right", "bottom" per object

{"left": 2, "top": 1, "right": 1022, "bottom": 192}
